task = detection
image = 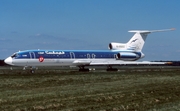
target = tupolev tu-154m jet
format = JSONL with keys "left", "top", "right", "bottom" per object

{"left": 5, "top": 28, "right": 174, "bottom": 73}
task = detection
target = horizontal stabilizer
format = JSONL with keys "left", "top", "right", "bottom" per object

{"left": 128, "top": 28, "right": 175, "bottom": 34}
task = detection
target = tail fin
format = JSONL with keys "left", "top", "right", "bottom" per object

{"left": 126, "top": 28, "right": 175, "bottom": 51}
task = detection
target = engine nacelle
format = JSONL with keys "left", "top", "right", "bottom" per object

{"left": 108, "top": 42, "right": 126, "bottom": 50}
{"left": 116, "top": 52, "right": 141, "bottom": 61}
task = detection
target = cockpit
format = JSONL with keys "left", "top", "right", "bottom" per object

{"left": 11, "top": 53, "right": 18, "bottom": 58}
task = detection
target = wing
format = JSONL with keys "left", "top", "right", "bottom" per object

{"left": 89, "top": 61, "right": 171, "bottom": 66}
{"left": 72, "top": 60, "right": 172, "bottom": 66}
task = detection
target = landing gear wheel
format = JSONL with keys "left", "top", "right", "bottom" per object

{"left": 79, "top": 66, "right": 89, "bottom": 72}
{"left": 106, "top": 66, "right": 118, "bottom": 71}
{"left": 106, "top": 68, "right": 118, "bottom": 71}
{"left": 79, "top": 68, "right": 89, "bottom": 72}
{"left": 30, "top": 70, "right": 35, "bottom": 73}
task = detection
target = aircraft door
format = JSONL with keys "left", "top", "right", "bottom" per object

{"left": 70, "top": 52, "right": 75, "bottom": 59}
{"left": 92, "top": 54, "right": 96, "bottom": 59}
{"left": 29, "top": 52, "right": 36, "bottom": 59}
{"left": 114, "top": 54, "right": 117, "bottom": 59}
{"left": 87, "top": 54, "right": 91, "bottom": 59}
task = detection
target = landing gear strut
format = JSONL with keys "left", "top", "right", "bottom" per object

{"left": 79, "top": 66, "right": 89, "bottom": 72}
{"left": 106, "top": 66, "right": 118, "bottom": 71}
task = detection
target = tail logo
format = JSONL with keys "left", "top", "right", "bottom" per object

{"left": 131, "top": 39, "right": 138, "bottom": 43}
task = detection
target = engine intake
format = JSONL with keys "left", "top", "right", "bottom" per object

{"left": 108, "top": 42, "right": 126, "bottom": 50}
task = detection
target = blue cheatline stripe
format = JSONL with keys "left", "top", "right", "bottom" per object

{"left": 14, "top": 50, "right": 142, "bottom": 60}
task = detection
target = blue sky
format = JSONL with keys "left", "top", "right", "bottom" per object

{"left": 0, "top": 0, "right": 180, "bottom": 60}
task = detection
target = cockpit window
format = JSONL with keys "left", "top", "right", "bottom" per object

{"left": 11, "top": 53, "right": 18, "bottom": 58}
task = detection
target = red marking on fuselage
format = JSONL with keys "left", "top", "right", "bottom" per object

{"left": 39, "top": 56, "right": 44, "bottom": 62}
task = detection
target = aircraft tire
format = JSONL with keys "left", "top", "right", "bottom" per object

{"left": 79, "top": 68, "right": 89, "bottom": 72}
{"left": 106, "top": 68, "right": 118, "bottom": 71}
{"left": 30, "top": 70, "right": 35, "bottom": 74}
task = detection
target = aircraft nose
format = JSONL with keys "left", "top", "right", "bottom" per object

{"left": 4, "top": 57, "right": 14, "bottom": 65}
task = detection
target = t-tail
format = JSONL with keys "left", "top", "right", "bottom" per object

{"left": 108, "top": 28, "right": 175, "bottom": 51}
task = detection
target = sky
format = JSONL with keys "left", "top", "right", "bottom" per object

{"left": 0, "top": 0, "right": 180, "bottom": 61}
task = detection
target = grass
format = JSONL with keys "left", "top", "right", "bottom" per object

{"left": 0, "top": 67, "right": 180, "bottom": 110}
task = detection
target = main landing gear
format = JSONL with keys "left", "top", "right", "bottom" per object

{"left": 78, "top": 66, "right": 89, "bottom": 72}
{"left": 106, "top": 66, "right": 118, "bottom": 71}
{"left": 78, "top": 66, "right": 118, "bottom": 72}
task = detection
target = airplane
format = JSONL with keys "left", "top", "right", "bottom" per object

{"left": 4, "top": 28, "right": 174, "bottom": 73}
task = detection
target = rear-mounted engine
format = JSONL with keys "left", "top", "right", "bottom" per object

{"left": 116, "top": 52, "right": 140, "bottom": 61}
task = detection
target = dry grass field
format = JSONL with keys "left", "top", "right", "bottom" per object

{"left": 0, "top": 67, "right": 180, "bottom": 111}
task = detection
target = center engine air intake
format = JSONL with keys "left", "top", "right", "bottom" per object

{"left": 108, "top": 42, "right": 126, "bottom": 50}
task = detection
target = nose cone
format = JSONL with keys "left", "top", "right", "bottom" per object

{"left": 4, "top": 57, "right": 14, "bottom": 65}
